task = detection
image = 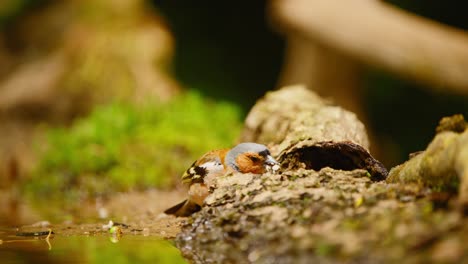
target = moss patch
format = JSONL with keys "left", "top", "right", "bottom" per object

{"left": 25, "top": 91, "right": 242, "bottom": 203}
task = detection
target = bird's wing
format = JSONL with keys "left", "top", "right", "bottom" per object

{"left": 181, "top": 149, "right": 229, "bottom": 185}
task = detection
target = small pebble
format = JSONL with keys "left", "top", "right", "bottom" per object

{"left": 102, "top": 220, "right": 114, "bottom": 230}
{"left": 98, "top": 208, "right": 109, "bottom": 219}
{"left": 271, "top": 164, "right": 280, "bottom": 172}
{"left": 31, "top": 221, "right": 51, "bottom": 227}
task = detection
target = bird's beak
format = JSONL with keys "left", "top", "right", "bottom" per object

{"left": 265, "top": 155, "right": 279, "bottom": 166}
{"left": 265, "top": 155, "right": 280, "bottom": 172}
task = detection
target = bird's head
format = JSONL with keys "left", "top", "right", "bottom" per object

{"left": 225, "top": 143, "right": 280, "bottom": 174}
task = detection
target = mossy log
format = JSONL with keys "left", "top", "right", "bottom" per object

{"left": 387, "top": 114, "right": 468, "bottom": 209}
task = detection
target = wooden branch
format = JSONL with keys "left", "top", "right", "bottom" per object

{"left": 270, "top": 0, "right": 468, "bottom": 95}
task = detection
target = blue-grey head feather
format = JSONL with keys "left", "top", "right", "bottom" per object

{"left": 225, "top": 142, "right": 271, "bottom": 171}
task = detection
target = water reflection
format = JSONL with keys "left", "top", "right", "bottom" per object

{"left": 0, "top": 228, "right": 187, "bottom": 264}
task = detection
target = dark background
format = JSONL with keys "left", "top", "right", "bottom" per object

{"left": 2, "top": 0, "right": 468, "bottom": 166}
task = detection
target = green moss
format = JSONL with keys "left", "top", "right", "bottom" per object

{"left": 26, "top": 91, "right": 242, "bottom": 200}
{"left": 315, "top": 240, "right": 339, "bottom": 257}
{"left": 288, "top": 174, "right": 299, "bottom": 181}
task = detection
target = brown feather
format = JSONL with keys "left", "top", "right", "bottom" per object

{"left": 181, "top": 149, "right": 229, "bottom": 184}
{"left": 166, "top": 149, "right": 230, "bottom": 217}
{"left": 164, "top": 199, "right": 201, "bottom": 217}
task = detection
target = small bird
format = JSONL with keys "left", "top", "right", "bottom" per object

{"left": 164, "top": 142, "right": 279, "bottom": 217}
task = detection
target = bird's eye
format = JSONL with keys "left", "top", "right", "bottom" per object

{"left": 250, "top": 156, "right": 260, "bottom": 162}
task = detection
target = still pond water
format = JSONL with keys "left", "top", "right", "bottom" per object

{"left": 0, "top": 227, "right": 187, "bottom": 264}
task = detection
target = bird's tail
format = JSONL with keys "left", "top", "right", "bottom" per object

{"left": 164, "top": 199, "right": 201, "bottom": 217}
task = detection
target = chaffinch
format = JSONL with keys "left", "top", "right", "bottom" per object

{"left": 164, "top": 142, "right": 279, "bottom": 217}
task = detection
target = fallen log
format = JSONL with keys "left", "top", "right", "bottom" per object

{"left": 241, "top": 85, "right": 386, "bottom": 180}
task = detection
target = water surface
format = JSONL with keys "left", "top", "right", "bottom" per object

{"left": 0, "top": 226, "right": 187, "bottom": 264}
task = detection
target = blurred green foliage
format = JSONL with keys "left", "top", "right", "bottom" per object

{"left": 26, "top": 91, "right": 242, "bottom": 202}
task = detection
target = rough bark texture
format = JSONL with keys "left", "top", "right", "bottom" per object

{"left": 241, "top": 85, "right": 369, "bottom": 149}
{"left": 174, "top": 88, "right": 468, "bottom": 263}
{"left": 176, "top": 169, "right": 467, "bottom": 263}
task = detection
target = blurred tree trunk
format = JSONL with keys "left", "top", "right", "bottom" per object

{"left": 270, "top": 0, "right": 468, "bottom": 94}
{"left": 269, "top": 0, "right": 468, "bottom": 160}
{"left": 277, "top": 36, "right": 364, "bottom": 120}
